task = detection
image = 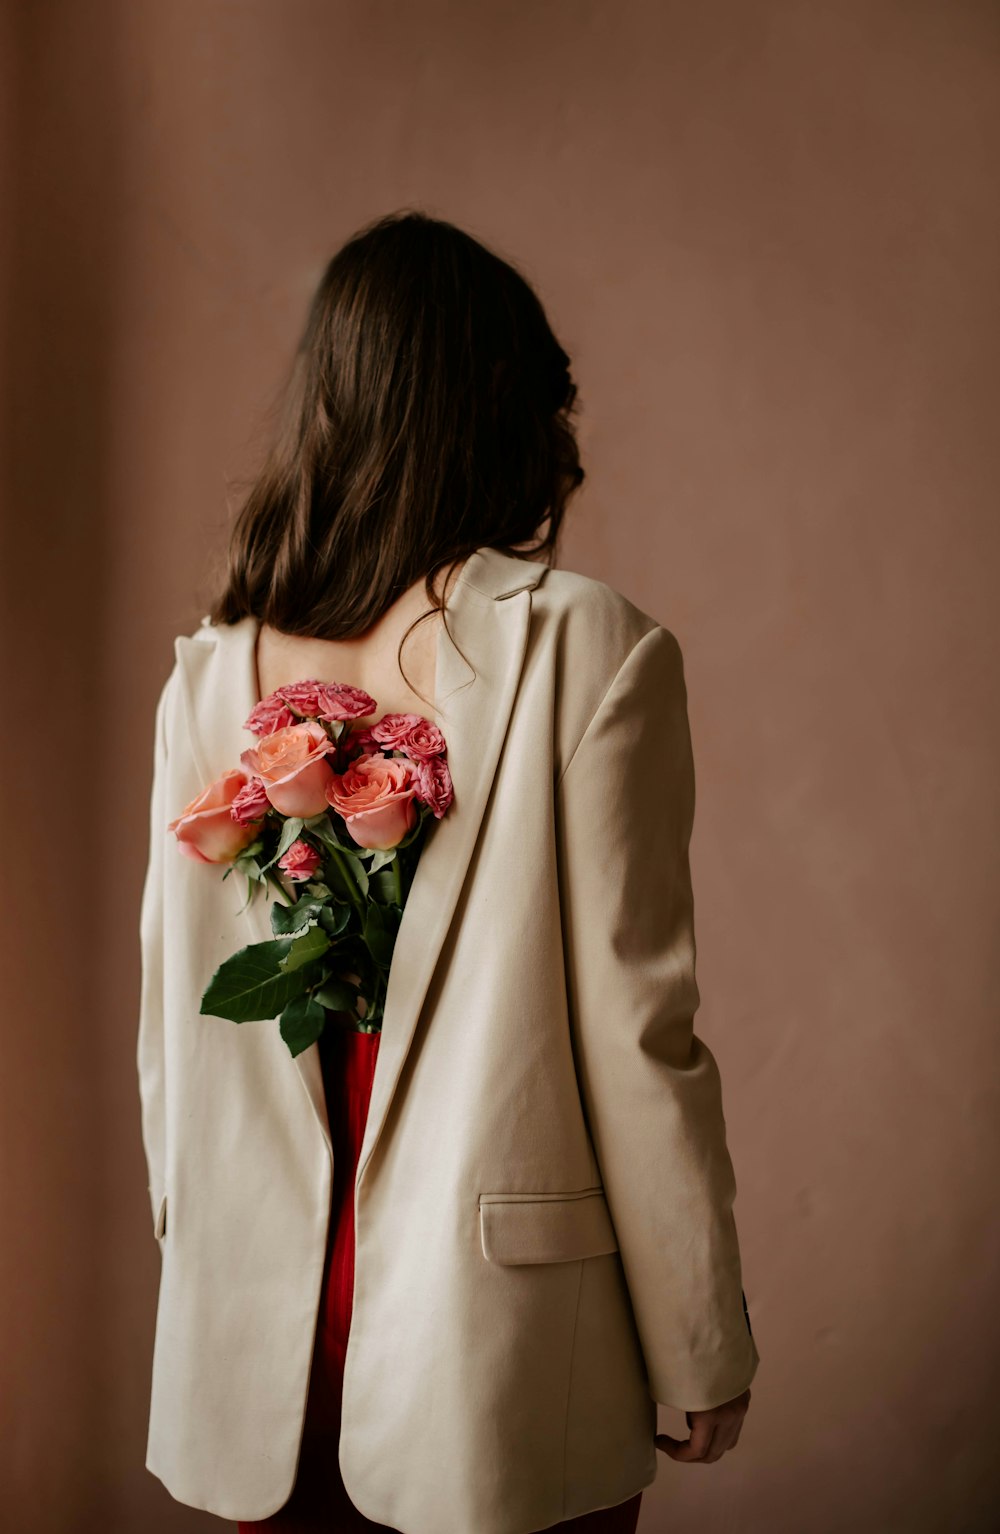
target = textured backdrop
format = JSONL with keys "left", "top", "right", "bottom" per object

{"left": 2, "top": 2, "right": 998, "bottom": 1530}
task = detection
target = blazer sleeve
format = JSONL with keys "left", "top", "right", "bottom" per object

{"left": 135, "top": 667, "right": 175, "bottom": 1239}
{"left": 555, "top": 622, "right": 760, "bottom": 1412}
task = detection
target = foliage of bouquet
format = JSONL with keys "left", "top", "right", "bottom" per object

{"left": 167, "top": 679, "right": 453, "bottom": 1056}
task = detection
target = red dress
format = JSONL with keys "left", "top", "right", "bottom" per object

{"left": 238, "top": 1022, "right": 643, "bottom": 1534}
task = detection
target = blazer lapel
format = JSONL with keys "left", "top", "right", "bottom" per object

{"left": 357, "top": 557, "right": 539, "bottom": 1184}
{"left": 172, "top": 546, "right": 545, "bottom": 1181}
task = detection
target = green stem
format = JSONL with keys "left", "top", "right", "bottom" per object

{"left": 266, "top": 869, "right": 296, "bottom": 907}
{"left": 327, "top": 845, "right": 366, "bottom": 925}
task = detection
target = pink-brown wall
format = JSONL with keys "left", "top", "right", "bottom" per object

{"left": 3, "top": 3, "right": 998, "bottom": 1530}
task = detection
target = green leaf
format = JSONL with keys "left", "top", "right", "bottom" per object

{"left": 305, "top": 814, "right": 355, "bottom": 853}
{"left": 279, "top": 926, "right": 331, "bottom": 973}
{"left": 314, "top": 976, "right": 359, "bottom": 1011}
{"left": 279, "top": 994, "right": 327, "bottom": 1057}
{"left": 318, "top": 902, "right": 351, "bottom": 937}
{"left": 345, "top": 852, "right": 369, "bottom": 900}
{"left": 307, "top": 820, "right": 371, "bottom": 898}
{"left": 303, "top": 812, "right": 337, "bottom": 833}
{"left": 361, "top": 997, "right": 384, "bottom": 1028}
{"left": 381, "top": 904, "right": 402, "bottom": 943}
{"left": 363, "top": 901, "right": 395, "bottom": 969}
{"left": 365, "top": 847, "right": 397, "bottom": 875}
{"left": 200, "top": 937, "right": 311, "bottom": 1023}
{"left": 260, "top": 816, "right": 305, "bottom": 873}
{"left": 270, "top": 897, "right": 328, "bottom": 937}
{"left": 370, "top": 868, "right": 399, "bottom": 903}
{"left": 235, "top": 871, "right": 262, "bottom": 915}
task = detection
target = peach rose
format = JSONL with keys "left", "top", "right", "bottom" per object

{"left": 168, "top": 769, "right": 260, "bottom": 864}
{"left": 240, "top": 721, "right": 336, "bottom": 818}
{"left": 325, "top": 753, "right": 419, "bottom": 850}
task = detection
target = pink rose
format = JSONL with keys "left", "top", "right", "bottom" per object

{"left": 240, "top": 721, "right": 336, "bottom": 817}
{"left": 277, "top": 838, "right": 323, "bottom": 883}
{"left": 325, "top": 752, "right": 419, "bottom": 850}
{"left": 412, "top": 753, "right": 454, "bottom": 819}
{"left": 276, "top": 679, "right": 377, "bottom": 723}
{"left": 369, "top": 712, "right": 447, "bottom": 760}
{"left": 168, "top": 769, "right": 260, "bottom": 863}
{"left": 243, "top": 695, "right": 298, "bottom": 737}
{"left": 230, "top": 776, "right": 271, "bottom": 826}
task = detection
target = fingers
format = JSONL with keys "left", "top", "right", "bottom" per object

{"left": 685, "top": 1415, "right": 719, "bottom": 1461}
{"left": 700, "top": 1425, "right": 729, "bottom": 1464}
{"left": 704, "top": 1420, "right": 737, "bottom": 1461}
{"left": 655, "top": 1414, "right": 716, "bottom": 1463}
{"left": 655, "top": 1395, "right": 750, "bottom": 1465}
{"left": 655, "top": 1426, "right": 720, "bottom": 1463}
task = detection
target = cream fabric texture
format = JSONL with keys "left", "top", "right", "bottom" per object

{"left": 136, "top": 545, "right": 759, "bottom": 1530}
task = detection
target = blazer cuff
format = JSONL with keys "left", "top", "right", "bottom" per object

{"left": 648, "top": 1333, "right": 760, "bottom": 1413}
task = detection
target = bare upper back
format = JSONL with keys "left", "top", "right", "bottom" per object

{"left": 253, "top": 558, "right": 468, "bottom": 726}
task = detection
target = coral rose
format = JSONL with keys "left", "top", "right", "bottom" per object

{"left": 240, "top": 721, "right": 335, "bottom": 817}
{"left": 325, "top": 752, "right": 419, "bottom": 850}
{"left": 168, "top": 769, "right": 260, "bottom": 864}
{"left": 277, "top": 838, "right": 323, "bottom": 883}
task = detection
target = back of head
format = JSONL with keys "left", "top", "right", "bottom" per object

{"left": 208, "top": 209, "right": 585, "bottom": 640}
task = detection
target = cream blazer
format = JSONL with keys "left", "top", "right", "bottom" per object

{"left": 136, "top": 544, "right": 759, "bottom": 1531}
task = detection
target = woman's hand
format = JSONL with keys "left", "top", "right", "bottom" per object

{"left": 655, "top": 1388, "right": 751, "bottom": 1464}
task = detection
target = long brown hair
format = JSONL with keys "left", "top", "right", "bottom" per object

{"left": 207, "top": 209, "right": 585, "bottom": 701}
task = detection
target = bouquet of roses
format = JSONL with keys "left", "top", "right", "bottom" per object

{"left": 166, "top": 678, "right": 453, "bottom": 1057}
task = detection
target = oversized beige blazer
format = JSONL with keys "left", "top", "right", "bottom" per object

{"left": 136, "top": 544, "right": 759, "bottom": 1531}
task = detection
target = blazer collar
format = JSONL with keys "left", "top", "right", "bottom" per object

{"left": 173, "top": 545, "right": 546, "bottom": 1174}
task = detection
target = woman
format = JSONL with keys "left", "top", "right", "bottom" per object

{"left": 137, "top": 210, "right": 759, "bottom": 1534}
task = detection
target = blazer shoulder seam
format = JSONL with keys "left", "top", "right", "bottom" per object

{"left": 555, "top": 620, "right": 666, "bottom": 792}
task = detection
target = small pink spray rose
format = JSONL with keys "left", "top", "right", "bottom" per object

{"left": 230, "top": 776, "right": 271, "bottom": 826}
{"left": 277, "top": 838, "right": 323, "bottom": 883}
{"left": 368, "top": 712, "right": 447, "bottom": 761}
{"left": 242, "top": 694, "right": 298, "bottom": 738}
{"left": 272, "top": 679, "right": 376, "bottom": 724}
{"left": 243, "top": 679, "right": 377, "bottom": 736}
{"left": 411, "top": 753, "right": 454, "bottom": 819}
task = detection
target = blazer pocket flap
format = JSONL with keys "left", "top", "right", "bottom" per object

{"left": 154, "top": 1190, "right": 168, "bottom": 1241}
{"left": 479, "top": 1188, "right": 618, "bottom": 1265}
